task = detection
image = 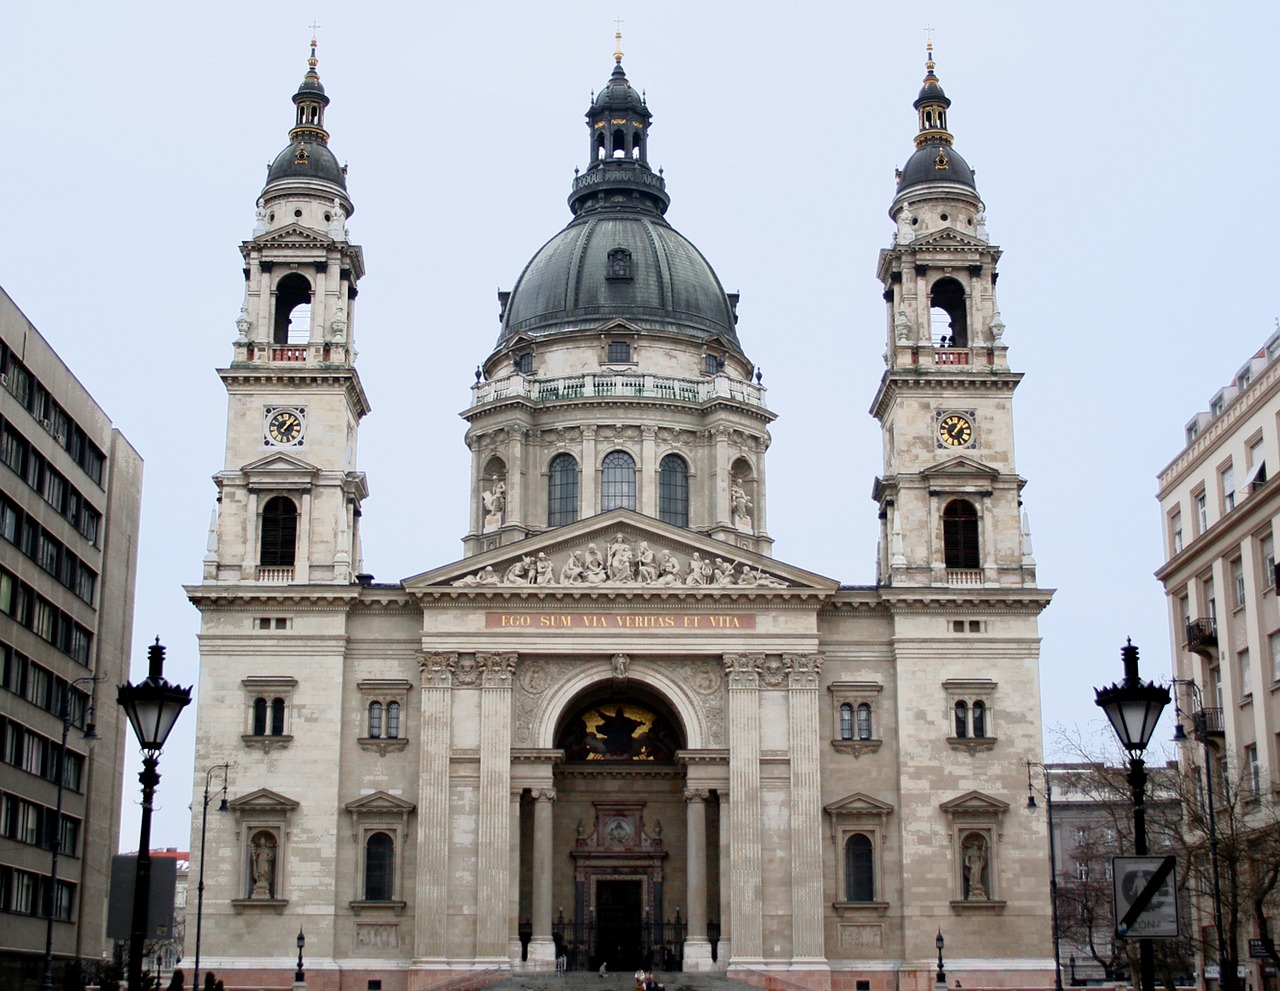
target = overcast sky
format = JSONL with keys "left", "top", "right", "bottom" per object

{"left": 2, "top": 2, "right": 1276, "bottom": 850}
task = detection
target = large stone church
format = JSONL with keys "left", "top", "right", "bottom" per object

{"left": 187, "top": 36, "right": 1054, "bottom": 991}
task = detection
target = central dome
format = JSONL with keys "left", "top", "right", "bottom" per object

{"left": 497, "top": 211, "right": 741, "bottom": 349}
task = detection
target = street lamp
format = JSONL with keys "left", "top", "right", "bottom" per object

{"left": 1171, "top": 677, "right": 1234, "bottom": 991}
{"left": 117, "top": 638, "right": 191, "bottom": 991}
{"left": 935, "top": 929, "right": 946, "bottom": 985}
{"left": 40, "top": 675, "right": 100, "bottom": 991}
{"left": 192, "top": 763, "right": 230, "bottom": 991}
{"left": 1094, "top": 639, "right": 1170, "bottom": 991}
{"left": 1027, "top": 761, "right": 1065, "bottom": 991}
{"left": 295, "top": 927, "right": 306, "bottom": 984}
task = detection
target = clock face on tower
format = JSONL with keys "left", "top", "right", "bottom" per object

{"left": 265, "top": 407, "right": 305, "bottom": 446}
{"left": 937, "top": 412, "right": 974, "bottom": 447}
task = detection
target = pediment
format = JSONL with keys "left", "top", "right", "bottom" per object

{"left": 907, "top": 227, "right": 988, "bottom": 249}
{"left": 824, "top": 792, "right": 894, "bottom": 817}
{"left": 228, "top": 788, "right": 299, "bottom": 813}
{"left": 921, "top": 455, "right": 999, "bottom": 479}
{"left": 345, "top": 791, "right": 416, "bottom": 815}
{"left": 254, "top": 223, "right": 330, "bottom": 246}
{"left": 241, "top": 451, "right": 320, "bottom": 475}
{"left": 593, "top": 317, "right": 644, "bottom": 336}
{"left": 404, "top": 508, "right": 839, "bottom": 593}
{"left": 939, "top": 790, "right": 1009, "bottom": 814}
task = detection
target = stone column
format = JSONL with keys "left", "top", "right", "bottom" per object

{"left": 581, "top": 425, "right": 598, "bottom": 516}
{"left": 724, "top": 654, "right": 763, "bottom": 965}
{"left": 683, "top": 788, "right": 714, "bottom": 970}
{"left": 414, "top": 652, "right": 455, "bottom": 961}
{"left": 785, "top": 654, "right": 827, "bottom": 965}
{"left": 640, "top": 425, "right": 657, "bottom": 516}
{"left": 528, "top": 787, "right": 557, "bottom": 967}
{"left": 508, "top": 789, "right": 523, "bottom": 965}
{"left": 713, "top": 427, "right": 730, "bottom": 524}
{"left": 477, "top": 654, "right": 517, "bottom": 961}
{"left": 508, "top": 427, "right": 527, "bottom": 529}
{"left": 717, "top": 790, "right": 732, "bottom": 968}
{"left": 241, "top": 490, "right": 259, "bottom": 575}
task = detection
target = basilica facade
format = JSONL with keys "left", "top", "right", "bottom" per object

{"left": 187, "top": 38, "right": 1055, "bottom": 991}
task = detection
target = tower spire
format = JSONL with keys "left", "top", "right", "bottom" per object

{"left": 614, "top": 16, "right": 624, "bottom": 63}
{"left": 914, "top": 41, "right": 953, "bottom": 149}
{"left": 290, "top": 32, "right": 330, "bottom": 146}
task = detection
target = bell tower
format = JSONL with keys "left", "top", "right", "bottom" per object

{"left": 871, "top": 46, "right": 1035, "bottom": 589}
{"left": 205, "top": 38, "right": 370, "bottom": 586}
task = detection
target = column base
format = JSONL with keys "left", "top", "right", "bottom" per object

{"left": 682, "top": 937, "right": 715, "bottom": 972}
{"left": 714, "top": 938, "right": 730, "bottom": 971}
{"left": 508, "top": 939, "right": 523, "bottom": 966}
{"left": 526, "top": 936, "right": 557, "bottom": 970}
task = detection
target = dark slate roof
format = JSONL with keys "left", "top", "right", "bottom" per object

{"left": 497, "top": 210, "right": 741, "bottom": 351}
{"left": 897, "top": 142, "right": 976, "bottom": 193}
{"left": 264, "top": 139, "right": 348, "bottom": 191}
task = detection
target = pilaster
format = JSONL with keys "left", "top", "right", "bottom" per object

{"left": 476, "top": 653, "right": 517, "bottom": 961}
{"left": 414, "top": 652, "right": 455, "bottom": 962}
{"left": 785, "top": 653, "right": 827, "bottom": 964}
{"left": 723, "top": 653, "right": 763, "bottom": 965}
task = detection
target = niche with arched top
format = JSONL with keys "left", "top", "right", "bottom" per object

{"left": 929, "top": 277, "right": 968, "bottom": 347}
{"left": 730, "top": 457, "right": 755, "bottom": 520}
{"left": 556, "top": 695, "right": 683, "bottom": 763}
{"left": 273, "top": 273, "right": 313, "bottom": 345}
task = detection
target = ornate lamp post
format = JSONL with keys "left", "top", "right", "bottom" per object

{"left": 1171, "top": 677, "right": 1234, "bottom": 991}
{"left": 1027, "top": 760, "right": 1065, "bottom": 991}
{"left": 295, "top": 927, "right": 306, "bottom": 984}
{"left": 40, "top": 675, "right": 99, "bottom": 991}
{"left": 1094, "top": 639, "right": 1170, "bottom": 991}
{"left": 117, "top": 639, "right": 191, "bottom": 991}
{"left": 192, "top": 763, "right": 230, "bottom": 991}
{"left": 935, "top": 929, "right": 946, "bottom": 985}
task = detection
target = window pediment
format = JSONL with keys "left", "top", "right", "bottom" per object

{"left": 825, "top": 792, "right": 894, "bottom": 818}
{"left": 939, "top": 790, "right": 1009, "bottom": 817}
{"left": 229, "top": 788, "right": 299, "bottom": 815}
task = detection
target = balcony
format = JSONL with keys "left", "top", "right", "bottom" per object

{"left": 1185, "top": 617, "right": 1218, "bottom": 656}
{"left": 946, "top": 569, "right": 983, "bottom": 586}
{"left": 257, "top": 566, "right": 294, "bottom": 583}
{"left": 1192, "top": 707, "right": 1225, "bottom": 739}
{"left": 470, "top": 371, "right": 767, "bottom": 410}
{"left": 934, "top": 349, "right": 971, "bottom": 366}
{"left": 271, "top": 346, "right": 307, "bottom": 362}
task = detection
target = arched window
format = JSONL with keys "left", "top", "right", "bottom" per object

{"left": 260, "top": 497, "right": 298, "bottom": 568}
{"left": 943, "top": 500, "right": 980, "bottom": 570}
{"left": 252, "top": 697, "right": 267, "bottom": 736}
{"left": 273, "top": 273, "right": 313, "bottom": 345}
{"left": 364, "top": 832, "right": 394, "bottom": 901}
{"left": 601, "top": 450, "right": 636, "bottom": 512}
{"left": 658, "top": 454, "right": 689, "bottom": 527}
{"left": 386, "top": 701, "right": 400, "bottom": 739}
{"left": 972, "top": 700, "right": 986, "bottom": 738}
{"left": 547, "top": 454, "right": 580, "bottom": 526}
{"left": 839, "top": 703, "right": 853, "bottom": 741}
{"left": 954, "top": 700, "right": 969, "bottom": 738}
{"left": 929, "top": 277, "right": 968, "bottom": 347}
{"left": 270, "top": 697, "right": 285, "bottom": 736}
{"left": 611, "top": 128, "right": 626, "bottom": 158}
{"left": 368, "top": 701, "right": 383, "bottom": 738}
{"left": 844, "top": 834, "right": 874, "bottom": 902}
{"left": 856, "top": 703, "right": 873, "bottom": 741}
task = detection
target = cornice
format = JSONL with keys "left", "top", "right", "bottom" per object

{"left": 218, "top": 366, "right": 373, "bottom": 418}
{"left": 875, "top": 588, "right": 1054, "bottom": 612}
{"left": 412, "top": 586, "right": 832, "bottom": 607}
{"left": 185, "top": 583, "right": 414, "bottom": 611}
{"left": 464, "top": 395, "right": 776, "bottom": 426}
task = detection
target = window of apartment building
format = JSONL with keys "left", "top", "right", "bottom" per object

{"left": 1239, "top": 648, "right": 1252, "bottom": 699}
{"left": 1222, "top": 463, "right": 1237, "bottom": 512}
{"left": 1211, "top": 665, "right": 1223, "bottom": 711}
{"left": 1170, "top": 510, "right": 1184, "bottom": 555}
{"left": 1205, "top": 577, "right": 1217, "bottom": 621}
{"left": 1249, "top": 436, "right": 1268, "bottom": 491}
{"left": 242, "top": 676, "right": 296, "bottom": 749}
{"left": 1195, "top": 490, "right": 1209, "bottom": 533}
{"left": 1232, "top": 558, "right": 1247, "bottom": 609}
{"left": 1263, "top": 533, "right": 1277, "bottom": 590}
{"left": 1271, "top": 632, "right": 1280, "bottom": 683}
{"left": 1246, "top": 744, "right": 1260, "bottom": 796}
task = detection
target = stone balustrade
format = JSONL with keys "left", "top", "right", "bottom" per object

{"left": 469, "top": 371, "right": 766, "bottom": 409}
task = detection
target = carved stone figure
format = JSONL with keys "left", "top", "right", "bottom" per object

{"left": 481, "top": 480, "right": 506, "bottom": 515}
{"left": 653, "top": 550, "right": 682, "bottom": 586}
{"left": 253, "top": 199, "right": 267, "bottom": 236}
{"left": 504, "top": 555, "right": 534, "bottom": 584}
{"left": 685, "top": 552, "right": 706, "bottom": 586}
{"left": 990, "top": 310, "right": 1005, "bottom": 342}
{"left": 251, "top": 832, "right": 276, "bottom": 898}
{"left": 895, "top": 308, "right": 911, "bottom": 345}
{"left": 583, "top": 544, "right": 607, "bottom": 583}
{"left": 897, "top": 204, "right": 915, "bottom": 244}
{"left": 607, "top": 534, "right": 633, "bottom": 581}
{"left": 559, "top": 551, "right": 584, "bottom": 584}
{"left": 963, "top": 834, "right": 989, "bottom": 900}
{"left": 731, "top": 484, "right": 752, "bottom": 518}
{"left": 636, "top": 541, "right": 658, "bottom": 583}
{"left": 534, "top": 552, "right": 554, "bottom": 584}
{"left": 611, "top": 653, "right": 629, "bottom": 679}
{"left": 235, "top": 307, "right": 252, "bottom": 341}
{"left": 975, "top": 207, "right": 988, "bottom": 241}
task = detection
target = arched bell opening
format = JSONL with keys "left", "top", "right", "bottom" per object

{"left": 273, "top": 272, "right": 313, "bottom": 345}
{"left": 517, "top": 673, "right": 720, "bottom": 971}
{"left": 929, "top": 276, "right": 968, "bottom": 347}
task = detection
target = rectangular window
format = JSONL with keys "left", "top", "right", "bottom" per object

{"left": 22, "top": 733, "right": 43, "bottom": 775}
{"left": 1232, "top": 558, "right": 1247, "bottom": 609}
{"left": 1170, "top": 510, "right": 1183, "bottom": 554}
{"left": 1195, "top": 491, "right": 1209, "bottom": 533}
{"left": 1211, "top": 665, "right": 1224, "bottom": 710}
{"left": 607, "top": 341, "right": 631, "bottom": 363}
{"left": 1264, "top": 534, "right": 1277, "bottom": 590}
{"left": 1222, "top": 464, "right": 1236, "bottom": 511}
{"left": 1239, "top": 648, "right": 1252, "bottom": 698}
{"left": 1246, "top": 744, "right": 1260, "bottom": 795}
{"left": 1205, "top": 577, "right": 1216, "bottom": 620}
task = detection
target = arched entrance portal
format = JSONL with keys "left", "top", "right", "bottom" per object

{"left": 519, "top": 685, "right": 720, "bottom": 972}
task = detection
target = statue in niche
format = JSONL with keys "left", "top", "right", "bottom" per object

{"left": 962, "top": 833, "right": 989, "bottom": 901}
{"left": 731, "top": 483, "right": 752, "bottom": 519}
{"left": 250, "top": 832, "right": 277, "bottom": 898}
{"left": 481, "top": 480, "right": 506, "bottom": 516}
{"left": 612, "top": 653, "right": 629, "bottom": 679}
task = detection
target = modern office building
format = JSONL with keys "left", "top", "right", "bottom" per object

{"left": 0, "top": 286, "right": 143, "bottom": 986}
{"left": 187, "top": 39, "right": 1055, "bottom": 991}
{"left": 1156, "top": 327, "right": 1280, "bottom": 989}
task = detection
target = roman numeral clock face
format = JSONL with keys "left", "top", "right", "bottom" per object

{"left": 938, "top": 412, "right": 974, "bottom": 447}
{"left": 265, "top": 408, "right": 305, "bottom": 446}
